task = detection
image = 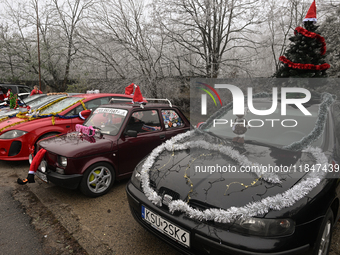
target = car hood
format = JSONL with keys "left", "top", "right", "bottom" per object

{"left": 0, "top": 117, "right": 25, "bottom": 131}
{"left": 39, "top": 133, "right": 113, "bottom": 158}
{"left": 147, "top": 141, "right": 312, "bottom": 212}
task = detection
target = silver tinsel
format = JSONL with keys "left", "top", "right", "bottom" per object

{"left": 140, "top": 93, "right": 334, "bottom": 223}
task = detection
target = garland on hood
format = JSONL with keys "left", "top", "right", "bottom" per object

{"left": 0, "top": 98, "right": 87, "bottom": 132}
{"left": 140, "top": 92, "right": 335, "bottom": 223}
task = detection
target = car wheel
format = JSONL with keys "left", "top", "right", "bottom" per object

{"left": 314, "top": 209, "right": 334, "bottom": 255}
{"left": 80, "top": 162, "right": 115, "bottom": 197}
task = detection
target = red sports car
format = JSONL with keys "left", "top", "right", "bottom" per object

{"left": 0, "top": 93, "right": 136, "bottom": 161}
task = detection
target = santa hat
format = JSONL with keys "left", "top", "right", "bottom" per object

{"left": 79, "top": 109, "right": 91, "bottom": 120}
{"left": 125, "top": 83, "right": 135, "bottom": 95}
{"left": 132, "top": 85, "right": 144, "bottom": 103}
{"left": 303, "top": 1, "right": 317, "bottom": 23}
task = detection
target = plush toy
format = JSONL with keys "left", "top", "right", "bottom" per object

{"left": 232, "top": 111, "right": 250, "bottom": 144}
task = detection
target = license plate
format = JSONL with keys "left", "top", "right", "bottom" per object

{"left": 36, "top": 170, "right": 48, "bottom": 183}
{"left": 141, "top": 205, "right": 190, "bottom": 247}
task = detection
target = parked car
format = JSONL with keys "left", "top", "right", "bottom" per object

{"left": 0, "top": 84, "right": 31, "bottom": 103}
{"left": 0, "top": 92, "right": 31, "bottom": 108}
{"left": 0, "top": 93, "right": 137, "bottom": 161}
{"left": 126, "top": 92, "right": 340, "bottom": 255}
{"left": 32, "top": 102, "right": 191, "bottom": 197}
{"left": 0, "top": 94, "right": 66, "bottom": 117}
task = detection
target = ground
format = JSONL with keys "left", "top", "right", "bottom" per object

{"left": 12, "top": 184, "right": 88, "bottom": 255}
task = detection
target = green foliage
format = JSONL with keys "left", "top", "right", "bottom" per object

{"left": 319, "top": 7, "right": 340, "bottom": 77}
{"left": 275, "top": 21, "right": 329, "bottom": 80}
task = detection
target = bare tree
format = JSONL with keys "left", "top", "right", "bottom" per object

{"left": 81, "top": 0, "right": 165, "bottom": 97}
{"left": 152, "top": 0, "right": 264, "bottom": 78}
{"left": 49, "top": 0, "right": 95, "bottom": 91}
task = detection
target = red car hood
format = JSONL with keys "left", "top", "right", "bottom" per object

{"left": 0, "top": 117, "right": 26, "bottom": 131}
{"left": 38, "top": 133, "right": 113, "bottom": 158}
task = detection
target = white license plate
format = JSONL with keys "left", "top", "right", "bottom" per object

{"left": 36, "top": 170, "right": 48, "bottom": 183}
{"left": 141, "top": 205, "right": 190, "bottom": 247}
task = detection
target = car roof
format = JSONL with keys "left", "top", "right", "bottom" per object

{"left": 98, "top": 102, "right": 176, "bottom": 110}
{"left": 70, "top": 93, "right": 134, "bottom": 100}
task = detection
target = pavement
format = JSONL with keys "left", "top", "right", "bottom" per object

{"left": 0, "top": 186, "right": 46, "bottom": 255}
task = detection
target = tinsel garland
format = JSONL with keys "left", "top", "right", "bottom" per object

{"left": 0, "top": 116, "right": 9, "bottom": 123}
{"left": 279, "top": 56, "right": 330, "bottom": 71}
{"left": 283, "top": 93, "right": 335, "bottom": 151}
{"left": 295, "top": 27, "right": 327, "bottom": 55}
{"left": 0, "top": 98, "right": 87, "bottom": 133}
{"left": 140, "top": 93, "right": 335, "bottom": 222}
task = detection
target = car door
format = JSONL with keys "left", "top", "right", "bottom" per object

{"left": 117, "top": 109, "right": 166, "bottom": 177}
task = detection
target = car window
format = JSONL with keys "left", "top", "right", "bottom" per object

{"left": 161, "top": 110, "right": 184, "bottom": 129}
{"left": 39, "top": 97, "right": 81, "bottom": 115}
{"left": 19, "top": 86, "right": 31, "bottom": 94}
{"left": 65, "top": 97, "right": 112, "bottom": 116}
{"left": 126, "top": 110, "right": 161, "bottom": 133}
{"left": 85, "top": 107, "right": 128, "bottom": 135}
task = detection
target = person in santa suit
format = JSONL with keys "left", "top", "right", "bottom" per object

{"left": 30, "top": 85, "right": 43, "bottom": 96}
{"left": 0, "top": 86, "right": 6, "bottom": 102}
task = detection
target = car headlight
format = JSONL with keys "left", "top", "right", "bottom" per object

{"left": 219, "top": 218, "right": 295, "bottom": 237}
{"left": 0, "top": 130, "right": 27, "bottom": 139}
{"left": 59, "top": 156, "right": 67, "bottom": 167}
{"left": 39, "top": 161, "right": 47, "bottom": 173}
{"left": 131, "top": 158, "right": 147, "bottom": 190}
{"left": 29, "top": 154, "right": 33, "bottom": 165}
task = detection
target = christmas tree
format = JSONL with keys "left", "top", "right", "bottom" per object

{"left": 275, "top": 1, "right": 330, "bottom": 79}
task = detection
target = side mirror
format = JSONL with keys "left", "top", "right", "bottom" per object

{"left": 126, "top": 130, "right": 137, "bottom": 137}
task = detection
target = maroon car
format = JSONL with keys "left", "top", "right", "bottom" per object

{"left": 33, "top": 102, "right": 191, "bottom": 197}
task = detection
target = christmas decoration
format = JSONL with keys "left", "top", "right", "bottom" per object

{"left": 124, "top": 83, "right": 144, "bottom": 103}
{"left": 275, "top": 1, "right": 330, "bottom": 79}
{"left": 140, "top": 92, "right": 334, "bottom": 223}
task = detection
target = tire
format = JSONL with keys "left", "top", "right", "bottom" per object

{"left": 79, "top": 162, "right": 115, "bottom": 197}
{"left": 313, "top": 208, "right": 334, "bottom": 255}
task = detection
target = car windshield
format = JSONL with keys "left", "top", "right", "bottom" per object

{"left": 85, "top": 107, "right": 128, "bottom": 136}
{"left": 203, "top": 100, "right": 322, "bottom": 148}
{"left": 28, "top": 95, "right": 65, "bottom": 109}
{"left": 22, "top": 94, "right": 43, "bottom": 104}
{"left": 39, "top": 97, "right": 81, "bottom": 115}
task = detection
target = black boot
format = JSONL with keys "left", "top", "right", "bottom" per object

{"left": 17, "top": 174, "right": 35, "bottom": 185}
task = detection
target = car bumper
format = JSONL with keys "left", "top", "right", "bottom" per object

{"left": 126, "top": 181, "right": 319, "bottom": 255}
{"left": 0, "top": 138, "right": 29, "bottom": 161}
{"left": 37, "top": 170, "right": 83, "bottom": 190}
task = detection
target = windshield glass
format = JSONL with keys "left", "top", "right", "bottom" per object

{"left": 39, "top": 97, "right": 81, "bottom": 115}
{"left": 22, "top": 94, "right": 44, "bottom": 104}
{"left": 204, "top": 100, "right": 321, "bottom": 147}
{"left": 28, "top": 95, "right": 65, "bottom": 109}
{"left": 85, "top": 107, "right": 128, "bottom": 136}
